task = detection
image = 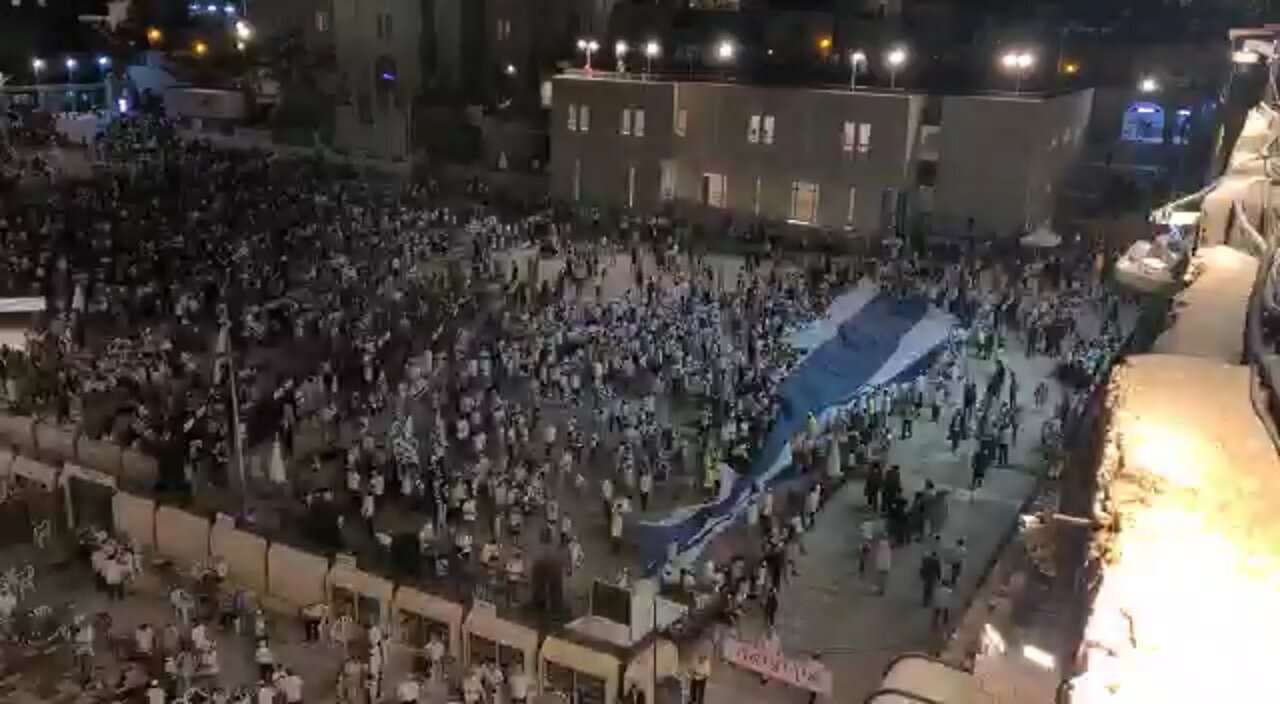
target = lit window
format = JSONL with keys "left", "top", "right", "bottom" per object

{"left": 621, "top": 108, "right": 632, "bottom": 136}
{"left": 857, "top": 122, "right": 871, "bottom": 155}
{"left": 846, "top": 186, "right": 857, "bottom": 228}
{"left": 660, "top": 160, "right": 676, "bottom": 201}
{"left": 762, "top": 115, "right": 775, "bottom": 145}
{"left": 316, "top": 10, "right": 329, "bottom": 32}
{"left": 702, "top": 173, "right": 727, "bottom": 208}
{"left": 578, "top": 105, "right": 590, "bottom": 132}
{"left": 634, "top": 109, "right": 645, "bottom": 137}
{"left": 567, "top": 104, "right": 577, "bottom": 131}
{"left": 675, "top": 109, "right": 688, "bottom": 136}
{"left": 790, "top": 181, "right": 819, "bottom": 224}
{"left": 747, "top": 114, "right": 760, "bottom": 144}
{"left": 842, "top": 121, "right": 856, "bottom": 154}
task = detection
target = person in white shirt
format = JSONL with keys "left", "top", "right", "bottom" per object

{"left": 508, "top": 666, "right": 530, "bottom": 704}
{"left": 146, "top": 680, "right": 166, "bottom": 704}
{"left": 256, "top": 681, "right": 275, "bottom": 704}
{"left": 424, "top": 635, "right": 445, "bottom": 681}
{"left": 279, "top": 669, "right": 304, "bottom": 704}
{"left": 0, "top": 587, "right": 17, "bottom": 623}
{"left": 190, "top": 621, "right": 210, "bottom": 652}
{"left": 254, "top": 640, "right": 274, "bottom": 680}
{"left": 396, "top": 675, "right": 421, "bottom": 704}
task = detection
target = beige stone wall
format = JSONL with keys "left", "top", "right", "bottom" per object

{"left": 113, "top": 492, "right": 156, "bottom": 549}
{"left": 267, "top": 542, "right": 329, "bottom": 610}
{"left": 210, "top": 522, "right": 268, "bottom": 594}
{"left": 155, "top": 506, "right": 211, "bottom": 568}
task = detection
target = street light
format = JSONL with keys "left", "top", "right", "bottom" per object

{"left": 147, "top": 27, "right": 163, "bottom": 45}
{"left": 849, "top": 49, "right": 867, "bottom": 90}
{"left": 234, "top": 20, "right": 253, "bottom": 42}
{"left": 64, "top": 57, "right": 77, "bottom": 83}
{"left": 615, "top": 40, "right": 629, "bottom": 73}
{"left": 716, "top": 39, "right": 736, "bottom": 62}
{"left": 576, "top": 38, "right": 599, "bottom": 72}
{"left": 31, "top": 57, "right": 45, "bottom": 78}
{"left": 1139, "top": 76, "right": 1159, "bottom": 93}
{"left": 1000, "top": 50, "right": 1035, "bottom": 94}
{"left": 193, "top": 40, "right": 209, "bottom": 58}
{"left": 96, "top": 56, "right": 110, "bottom": 70}
{"left": 886, "top": 46, "right": 907, "bottom": 89}
{"left": 644, "top": 40, "right": 660, "bottom": 76}
{"left": 504, "top": 63, "right": 517, "bottom": 76}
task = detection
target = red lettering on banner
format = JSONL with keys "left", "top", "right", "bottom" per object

{"left": 721, "top": 636, "right": 833, "bottom": 695}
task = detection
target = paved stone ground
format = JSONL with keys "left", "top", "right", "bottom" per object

{"left": 700, "top": 294, "right": 1129, "bottom": 704}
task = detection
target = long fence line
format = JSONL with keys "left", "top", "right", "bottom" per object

{"left": 0, "top": 413, "right": 669, "bottom": 704}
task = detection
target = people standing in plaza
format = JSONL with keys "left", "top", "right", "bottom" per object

{"left": 919, "top": 550, "right": 942, "bottom": 608}
{"left": 689, "top": 653, "right": 711, "bottom": 704}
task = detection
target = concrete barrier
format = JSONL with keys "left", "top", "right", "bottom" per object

{"left": 10, "top": 455, "right": 58, "bottom": 489}
{"left": 392, "top": 587, "right": 465, "bottom": 658}
{"left": 464, "top": 604, "right": 540, "bottom": 674}
{"left": 328, "top": 561, "right": 394, "bottom": 627}
{"left": 0, "top": 414, "right": 35, "bottom": 450}
{"left": 210, "top": 519, "right": 268, "bottom": 595}
{"left": 154, "top": 506, "right": 211, "bottom": 568}
{"left": 113, "top": 492, "right": 156, "bottom": 549}
{"left": 77, "top": 436, "right": 123, "bottom": 477}
{"left": 540, "top": 636, "right": 621, "bottom": 704}
{"left": 266, "top": 542, "right": 329, "bottom": 611}
{"left": 120, "top": 448, "right": 159, "bottom": 486}
{"left": 33, "top": 422, "right": 77, "bottom": 463}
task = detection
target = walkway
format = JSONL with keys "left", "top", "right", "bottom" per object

{"left": 1154, "top": 245, "right": 1257, "bottom": 362}
{"left": 703, "top": 304, "right": 1116, "bottom": 703}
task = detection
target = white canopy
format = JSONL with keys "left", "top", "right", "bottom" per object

{"left": 1020, "top": 227, "right": 1062, "bottom": 249}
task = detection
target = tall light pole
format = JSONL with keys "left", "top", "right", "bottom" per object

{"left": 31, "top": 58, "right": 44, "bottom": 109}
{"left": 1139, "top": 75, "right": 1159, "bottom": 94}
{"left": 644, "top": 40, "right": 660, "bottom": 78}
{"left": 577, "top": 38, "right": 599, "bottom": 73}
{"left": 849, "top": 50, "right": 867, "bottom": 91}
{"left": 1000, "top": 50, "right": 1035, "bottom": 94}
{"left": 716, "top": 39, "right": 736, "bottom": 80}
{"left": 615, "top": 40, "right": 629, "bottom": 73}
{"left": 886, "top": 46, "right": 907, "bottom": 89}
{"left": 64, "top": 57, "right": 78, "bottom": 84}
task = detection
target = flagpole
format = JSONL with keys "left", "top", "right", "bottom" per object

{"left": 227, "top": 350, "right": 248, "bottom": 516}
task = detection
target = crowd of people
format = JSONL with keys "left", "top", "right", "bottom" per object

{"left": 0, "top": 112, "right": 1133, "bottom": 703}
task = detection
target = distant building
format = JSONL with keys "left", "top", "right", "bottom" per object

{"left": 550, "top": 73, "right": 1091, "bottom": 237}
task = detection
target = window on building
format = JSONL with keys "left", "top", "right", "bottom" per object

{"left": 841, "top": 121, "right": 856, "bottom": 155}
{"left": 497, "top": 18, "right": 512, "bottom": 41}
{"left": 316, "top": 10, "right": 330, "bottom": 32}
{"left": 762, "top": 115, "right": 775, "bottom": 145}
{"left": 916, "top": 160, "right": 937, "bottom": 188}
{"left": 857, "top": 123, "right": 871, "bottom": 155}
{"left": 752, "top": 176, "right": 761, "bottom": 215}
{"left": 578, "top": 105, "right": 591, "bottom": 132}
{"left": 675, "top": 109, "right": 688, "bottom": 136}
{"left": 621, "top": 108, "right": 632, "bottom": 136}
{"left": 846, "top": 186, "right": 857, "bottom": 229}
{"left": 701, "top": 173, "right": 727, "bottom": 208}
{"left": 567, "top": 104, "right": 577, "bottom": 131}
{"left": 634, "top": 109, "right": 645, "bottom": 137}
{"left": 660, "top": 160, "right": 676, "bottom": 201}
{"left": 376, "top": 13, "right": 393, "bottom": 40}
{"left": 789, "top": 181, "right": 819, "bottom": 225}
{"left": 748, "top": 114, "right": 761, "bottom": 144}
{"left": 626, "top": 165, "right": 636, "bottom": 208}
{"left": 572, "top": 159, "right": 582, "bottom": 201}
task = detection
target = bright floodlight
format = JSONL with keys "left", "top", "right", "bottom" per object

{"left": 97, "top": 56, "right": 110, "bottom": 68}
{"left": 615, "top": 40, "right": 628, "bottom": 56}
{"left": 223, "top": 3, "right": 235, "bottom": 13}
{"left": 1017, "top": 53, "right": 1034, "bottom": 69}
{"left": 886, "top": 47, "right": 907, "bottom": 67}
{"left": 1139, "top": 76, "right": 1159, "bottom": 93}
{"left": 504, "top": 63, "right": 516, "bottom": 75}
{"left": 645, "top": 40, "right": 660, "bottom": 58}
{"left": 587, "top": 39, "right": 599, "bottom": 52}
{"left": 31, "top": 57, "right": 45, "bottom": 72}
{"left": 717, "top": 40, "right": 735, "bottom": 61}
{"left": 576, "top": 39, "right": 587, "bottom": 50}
{"left": 851, "top": 50, "right": 867, "bottom": 65}
{"left": 234, "top": 20, "right": 253, "bottom": 41}
{"left": 64, "top": 57, "right": 78, "bottom": 71}
{"left": 1233, "top": 50, "right": 1261, "bottom": 65}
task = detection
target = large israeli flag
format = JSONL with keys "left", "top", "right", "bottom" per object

{"left": 629, "top": 284, "right": 955, "bottom": 569}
